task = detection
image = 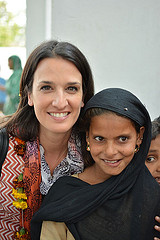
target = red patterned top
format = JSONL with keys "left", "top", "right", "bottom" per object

{"left": 0, "top": 136, "right": 24, "bottom": 239}
{"left": 0, "top": 136, "right": 42, "bottom": 239}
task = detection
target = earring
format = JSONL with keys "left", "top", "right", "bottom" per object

{"left": 134, "top": 145, "right": 140, "bottom": 153}
{"left": 86, "top": 142, "right": 90, "bottom": 151}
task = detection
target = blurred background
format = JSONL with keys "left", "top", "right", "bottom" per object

{"left": 0, "top": 0, "right": 159, "bottom": 119}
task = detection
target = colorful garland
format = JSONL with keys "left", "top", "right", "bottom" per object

{"left": 12, "top": 173, "right": 27, "bottom": 210}
{"left": 13, "top": 227, "right": 30, "bottom": 240}
{"left": 12, "top": 138, "right": 30, "bottom": 240}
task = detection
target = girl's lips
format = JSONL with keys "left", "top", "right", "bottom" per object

{"left": 103, "top": 159, "right": 121, "bottom": 167}
{"left": 104, "top": 159, "right": 119, "bottom": 163}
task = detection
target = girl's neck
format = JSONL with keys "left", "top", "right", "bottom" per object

{"left": 79, "top": 165, "right": 110, "bottom": 185}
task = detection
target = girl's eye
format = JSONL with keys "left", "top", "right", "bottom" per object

{"left": 67, "top": 86, "right": 78, "bottom": 92}
{"left": 119, "top": 136, "right": 128, "bottom": 142}
{"left": 40, "top": 85, "right": 52, "bottom": 91}
{"left": 94, "top": 136, "right": 104, "bottom": 142}
{"left": 146, "top": 156, "right": 155, "bottom": 163}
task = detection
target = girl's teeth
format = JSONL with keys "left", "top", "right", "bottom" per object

{"left": 104, "top": 160, "right": 118, "bottom": 163}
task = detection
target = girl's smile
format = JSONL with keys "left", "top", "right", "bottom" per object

{"left": 86, "top": 112, "right": 144, "bottom": 182}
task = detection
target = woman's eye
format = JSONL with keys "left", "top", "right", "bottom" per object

{"left": 67, "top": 86, "right": 78, "bottom": 92}
{"left": 40, "top": 85, "right": 52, "bottom": 91}
{"left": 146, "top": 156, "right": 155, "bottom": 163}
{"left": 94, "top": 136, "right": 104, "bottom": 142}
{"left": 119, "top": 136, "right": 128, "bottom": 142}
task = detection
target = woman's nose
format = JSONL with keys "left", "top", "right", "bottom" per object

{"left": 51, "top": 91, "right": 68, "bottom": 109}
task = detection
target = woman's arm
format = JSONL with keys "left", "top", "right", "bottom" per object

{"left": 40, "top": 221, "right": 75, "bottom": 240}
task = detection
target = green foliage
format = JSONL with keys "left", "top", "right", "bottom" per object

{"left": 0, "top": 1, "right": 25, "bottom": 47}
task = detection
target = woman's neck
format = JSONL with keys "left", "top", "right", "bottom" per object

{"left": 39, "top": 129, "right": 71, "bottom": 175}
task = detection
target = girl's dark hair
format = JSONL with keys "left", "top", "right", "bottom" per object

{"left": 151, "top": 116, "right": 160, "bottom": 140}
{"left": 1, "top": 40, "right": 94, "bottom": 141}
{"left": 80, "top": 108, "right": 141, "bottom": 168}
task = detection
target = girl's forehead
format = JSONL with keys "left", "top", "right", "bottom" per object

{"left": 90, "top": 113, "right": 134, "bottom": 129}
{"left": 91, "top": 112, "right": 129, "bottom": 122}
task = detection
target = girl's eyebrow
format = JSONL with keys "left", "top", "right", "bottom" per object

{"left": 148, "top": 149, "right": 157, "bottom": 153}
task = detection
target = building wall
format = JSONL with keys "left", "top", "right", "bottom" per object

{"left": 26, "top": 0, "right": 160, "bottom": 120}
{"left": 26, "top": 0, "right": 46, "bottom": 55}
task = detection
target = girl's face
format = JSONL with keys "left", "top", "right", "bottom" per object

{"left": 28, "top": 57, "right": 84, "bottom": 136}
{"left": 145, "top": 134, "right": 160, "bottom": 185}
{"left": 86, "top": 113, "right": 144, "bottom": 182}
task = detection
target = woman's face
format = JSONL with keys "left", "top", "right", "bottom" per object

{"left": 28, "top": 57, "right": 84, "bottom": 136}
{"left": 145, "top": 134, "right": 160, "bottom": 185}
{"left": 8, "top": 58, "right": 13, "bottom": 70}
{"left": 87, "top": 113, "right": 144, "bottom": 181}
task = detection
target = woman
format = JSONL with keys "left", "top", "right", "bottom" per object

{"left": 0, "top": 66, "right": 6, "bottom": 112}
{"left": 0, "top": 55, "right": 23, "bottom": 115}
{"left": 31, "top": 88, "right": 160, "bottom": 240}
{"left": 0, "top": 40, "right": 94, "bottom": 239}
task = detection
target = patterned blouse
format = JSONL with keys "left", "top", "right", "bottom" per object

{"left": 40, "top": 132, "right": 84, "bottom": 195}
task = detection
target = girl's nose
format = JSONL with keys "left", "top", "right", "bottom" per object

{"left": 103, "top": 142, "right": 117, "bottom": 157}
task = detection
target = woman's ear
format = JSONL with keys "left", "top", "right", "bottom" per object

{"left": 136, "top": 126, "right": 145, "bottom": 146}
{"left": 28, "top": 92, "right": 33, "bottom": 106}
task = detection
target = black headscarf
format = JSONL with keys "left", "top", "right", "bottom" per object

{"left": 31, "top": 88, "right": 160, "bottom": 240}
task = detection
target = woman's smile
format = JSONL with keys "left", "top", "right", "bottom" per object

{"left": 28, "top": 57, "right": 84, "bottom": 135}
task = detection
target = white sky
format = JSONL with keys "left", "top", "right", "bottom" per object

{"left": 5, "top": 0, "right": 26, "bottom": 26}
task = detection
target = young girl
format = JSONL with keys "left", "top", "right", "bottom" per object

{"left": 145, "top": 116, "right": 160, "bottom": 185}
{"left": 31, "top": 88, "right": 160, "bottom": 240}
{"left": 145, "top": 116, "right": 160, "bottom": 239}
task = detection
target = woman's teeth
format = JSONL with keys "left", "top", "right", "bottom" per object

{"left": 49, "top": 112, "right": 68, "bottom": 117}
